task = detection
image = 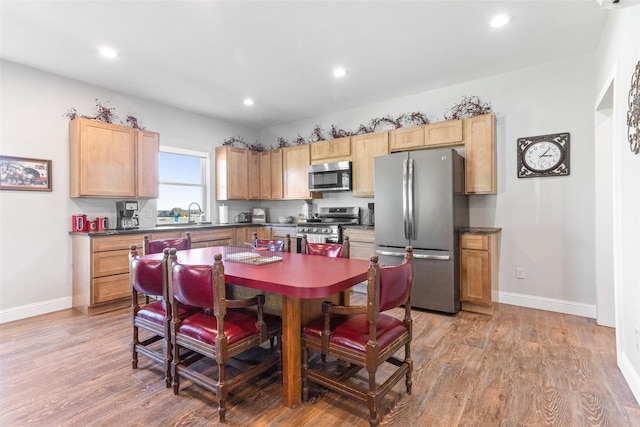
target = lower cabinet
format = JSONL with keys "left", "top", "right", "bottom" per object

{"left": 460, "top": 229, "right": 500, "bottom": 315}
{"left": 342, "top": 227, "right": 375, "bottom": 261}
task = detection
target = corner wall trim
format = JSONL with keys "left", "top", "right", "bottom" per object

{"left": 497, "top": 291, "right": 597, "bottom": 319}
{"left": 0, "top": 297, "right": 72, "bottom": 324}
{"left": 618, "top": 352, "right": 640, "bottom": 405}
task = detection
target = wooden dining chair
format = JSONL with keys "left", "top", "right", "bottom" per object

{"left": 301, "top": 247, "right": 414, "bottom": 427}
{"left": 142, "top": 232, "right": 191, "bottom": 255}
{"left": 251, "top": 231, "right": 291, "bottom": 252}
{"left": 301, "top": 234, "right": 349, "bottom": 258}
{"left": 167, "top": 249, "right": 282, "bottom": 423}
{"left": 129, "top": 245, "right": 174, "bottom": 387}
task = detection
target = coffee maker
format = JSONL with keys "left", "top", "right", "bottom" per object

{"left": 116, "top": 200, "right": 140, "bottom": 230}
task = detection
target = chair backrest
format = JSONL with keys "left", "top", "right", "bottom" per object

{"left": 252, "top": 231, "right": 290, "bottom": 252}
{"left": 301, "top": 235, "right": 349, "bottom": 258}
{"left": 369, "top": 246, "right": 414, "bottom": 314}
{"left": 129, "top": 244, "right": 169, "bottom": 298}
{"left": 168, "top": 253, "right": 215, "bottom": 311}
{"left": 143, "top": 232, "right": 191, "bottom": 255}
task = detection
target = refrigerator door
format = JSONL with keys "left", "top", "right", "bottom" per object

{"left": 374, "top": 151, "right": 410, "bottom": 248}
{"left": 376, "top": 246, "right": 460, "bottom": 313}
{"left": 409, "top": 149, "right": 455, "bottom": 251}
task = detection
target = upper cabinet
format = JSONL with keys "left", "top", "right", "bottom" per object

{"left": 310, "top": 137, "right": 351, "bottom": 163}
{"left": 424, "top": 119, "right": 463, "bottom": 147}
{"left": 389, "top": 126, "right": 425, "bottom": 152}
{"left": 248, "top": 150, "right": 261, "bottom": 200}
{"left": 283, "top": 144, "right": 316, "bottom": 200}
{"left": 69, "top": 118, "right": 158, "bottom": 198}
{"left": 464, "top": 114, "right": 496, "bottom": 194}
{"left": 352, "top": 131, "right": 389, "bottom": 198}
{"left": 215, "top": 145, "right": 249, "bottom": 200}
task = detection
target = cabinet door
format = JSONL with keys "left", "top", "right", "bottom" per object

{"left": 136, "top": 130, "right": 159, "bottom": 198}
{"left": 465, "top": 114, "right": 496, "bottom": 194}
{"left": 283, "top": 145, "right": 311, "bottom": 199}
{"left": 216, "top": 146, "right": 249, "bottom": 200}
{"left": 260, "top": 151, "right": 272, "bottom": 199}
{"left": 92, "top": 274, "right": 130, "bottom": 304}
{"left": 390, "top": 126, "right": 424, "bottom": 151}
{"left": 271, "top": 149, "right": 284, "bottom": 199}
{"left": 460, "top": 248, "right": 491, "bottom": 305}
{"left": 70, "top": 118, "right": 136, "bottom": 197}
{"left": 352, "top": 131, "right": 389, "bottom": 197}
{"left": 424, "top": 119, "right": 463, "bottom": 147}
{"left": 310, "top": 137, "right": 351, "bottom": 162}
{"left": 248, "top": 150, "right": 261, "bottom": 200}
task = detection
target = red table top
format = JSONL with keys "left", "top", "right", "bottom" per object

{"left": 140, "top": 246, "right": 370, "bottom": 299}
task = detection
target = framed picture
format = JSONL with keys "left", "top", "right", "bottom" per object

{"left": 0, "top": 155, "right": 52, "bottom": 191}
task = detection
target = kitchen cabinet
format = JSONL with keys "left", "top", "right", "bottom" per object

{"left": 234, "top": 225, "right": 267, "bottom": 245}
{"left": 464, "top": 114, "right": 496, "bottom": 194}
{"left": 460, "top": 228, "right": 500, "bottom": 315}
{"left": 259, "top": 149, "right": 284, "bottom": 200}
{"left": 283, "top": 144, "right": 318, "bottom": 200}
{"left": 389, "top": 125, "right": 425, "bottom": 152}
{"left": 342, "top": 227, "right": 375, "bottom": 261}
{"left": 424, "top": 119, "right": 464, "bottom": 147}
{"left": 310, "top": 137, "right": 351, "bottom": 163}
{"left": 189, "top": 227, "right": 234, "bottom": 249}
{"left": 215, "top": 145, "right": 249, "bottom": 200}
{"left": 248, "top": 150, "right": 261, "bottom": 200}
{"left": 352, "top": 131, "right": 389, "bottom": 197}
{"left": 69, "top": 118, "right": 159, "bottom": 198}
{"left": 259, "top": 151, "right": 272, "bottom": 199}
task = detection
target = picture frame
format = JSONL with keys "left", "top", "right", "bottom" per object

{"left": 0, "top": 155, "right": 52, "bottom": 191}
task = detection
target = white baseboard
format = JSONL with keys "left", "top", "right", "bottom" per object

{"left": 497, "top": 290, "right": 597, "bottom": 319}
{"left": 618, "top": 351, "right": 640, "bottom": 405}
{"left": 0, "top": 297, "right": 72, "bottom": 324}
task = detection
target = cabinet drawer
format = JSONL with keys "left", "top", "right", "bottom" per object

{"left": 461, "top": 234, "right": 488, "bottom": 250}
{"left": 92, "top": 234, "right": 141, "bottom": 252}
{"left": 92, "top": 273, "right": 130, "bottom": 304}
{"left": 271, "top": 226, "right": 295, "bottom": 238}
{"left": 343, "top": 228, "right": 375, "bottom": 243}
{"left": 92, "top": 249, "right": 130, "bottom": 277}
{"left": 190, "top": 228, "right": 234, "bottom": 243}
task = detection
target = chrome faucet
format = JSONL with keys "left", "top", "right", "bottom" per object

{"left": 187, "top": 202, "right": 202, "bottom": 224}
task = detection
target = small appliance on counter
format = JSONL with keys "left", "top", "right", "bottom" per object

{"left": 366, "top": 202, "right": 375, "bottom": 226}
{"left": 234, "top": 211, "right": 252, "bottom": 223}
{"left": 116, "top": 200, "right": 139, "bottom": 230}
{"left": 72, "top": 214, "right": 87, "bottom": 232}
{"left": 251, "top": 207, "right": 266, "bottom": 223}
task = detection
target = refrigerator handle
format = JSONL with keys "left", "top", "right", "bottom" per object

{"left": 402, "top": 159, "right": 409, "bottom": 240}
{"left": 408, "top": 157, "right": 415, "bottom": 240}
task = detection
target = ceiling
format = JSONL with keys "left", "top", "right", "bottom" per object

{"left": 0, "top": 1, "right": 613, "bottom": 129}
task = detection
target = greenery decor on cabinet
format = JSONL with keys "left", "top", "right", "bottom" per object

{"left": 627, "top": 60, "right": 639, "bottom": 154}
{"left": 64, "top": 99, "right": 146, "bottom": 129}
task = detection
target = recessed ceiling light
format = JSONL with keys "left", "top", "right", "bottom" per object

{"left": 243, "top": 98, "right": 254, "bottom": 106}
{"left": 333, "top": 67, "right": 348, "bottom": 78}
{"left": 490, "top": 14, "right": 510, "bottom": 28}
{"left": 99, "top": 47, "right": 118, "bottom": 58}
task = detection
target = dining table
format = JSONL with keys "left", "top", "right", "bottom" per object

{"left": 139, "top": 245, "right": 370, "bottom": 408}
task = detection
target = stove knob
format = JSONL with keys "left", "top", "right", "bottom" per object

{"left": 324, "top": 228, "right": 331, "bottom": 233}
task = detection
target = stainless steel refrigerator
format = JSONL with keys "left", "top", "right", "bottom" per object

{"left": 374, "top": 148, "right": 469, "bottom": 313}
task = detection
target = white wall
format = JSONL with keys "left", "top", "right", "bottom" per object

{"left": 261, "top": 53, "right": 598, "bottom": 317}
{"left": 594, "top": 4, "right": 640, "bottom": 404}
{"left": 0, "top": 60, "right": 257, "bottom": 320}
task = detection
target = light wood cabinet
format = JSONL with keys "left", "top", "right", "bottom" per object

{"left": 270, "top": 149, "right": 284, "bottom": 200}
{"left": 464, "top": 114, "right": 496, "bottom": 194}
{"left": 424, "top": 119, "right": 463, "bottom": 147}
{"left": 234, "top": 226, "right": 267, "bottom": 245}
{"left": 69, "top": 118, "right": 159, "bottom": 198}
{"left": 352, "top": 131, "right": 389, "bottom": 197}
{"left": 389, "top": 126, "right": 425, "bottom": 151}
{"left": 259, "top": 150, "right": 284, "bottom": 200}
{"left": 342, "top": 227, "right": 375, "bottom": 261}
{"left": 189, "top": 228, "right": 234, "bottom": 249}
{"left": 310, "top": 137, "right": 351, "bottom": 163}
{"left": 259, "top": 151, "right": 272, "bottom": 199}
{"left": 460, "top": 229, "right": 500, "bottom": 315}
{"left": 248, "top": 150, "right": 261, "bottom": 200}
{"left": 215, "top": 146, "right": 249, "bottom": 200}
{"left": 283, "top": 144, "right": 315, "bottom": 200}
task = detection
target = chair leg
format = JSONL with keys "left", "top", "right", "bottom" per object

{"left": 131, "top": 325, "right": 139, "bottom": 369}
{"left": 302, "top": 346, "right": 309, "bottom": 402}
{"left": 405, "top": 342, "right": 413, "bottom": 394}
{"left": 217, "top": 362, "right": 227, "bottom": 423}
{"left": 367, "top": 371, "right": 379, "bottom": 427}
{"left": 172, "top": 342, "right": 180, "bottom": 395}
{"left": 164, "top": 338, "right": 172, "bottom": 388}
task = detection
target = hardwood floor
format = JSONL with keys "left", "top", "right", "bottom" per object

{"left": 1, "top": 294, "right": 638, "bottom": 426}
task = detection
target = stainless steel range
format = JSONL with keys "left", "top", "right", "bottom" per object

{"left": 295, "top": 206, "right": 360, "bottom": 252}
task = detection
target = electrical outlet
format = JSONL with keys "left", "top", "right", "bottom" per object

{"left": 635, "top": 327, "right": 640, "bottom": 351}
{"left": 516, "top": 268, "right": 526, "bottom": 279}
{"left": 146, "top": 210, "right": 152, "bottom": 218}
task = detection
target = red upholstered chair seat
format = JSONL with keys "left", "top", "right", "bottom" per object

{"left": 302, "top": 314, "right": 407, "bottom": 353}
{"left": 179, "top": 311, "right": 281, "bottom": 346}
{"left": 136, "top": 301, "right": 195, "bottom": 325}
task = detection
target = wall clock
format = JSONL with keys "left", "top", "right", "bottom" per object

{"left": 517, "top": 132, "right": 570, "bottom": 178}
{"left": 627, "top": 60, "right": 639, "bottom": 155}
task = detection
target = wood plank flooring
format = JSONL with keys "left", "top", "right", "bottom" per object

{"left": 1, "top": 294, "right": 638, "bottom": 426}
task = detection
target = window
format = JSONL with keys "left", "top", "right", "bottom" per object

{"left": 157, "top": 147, "right": 209, "bottom": 224}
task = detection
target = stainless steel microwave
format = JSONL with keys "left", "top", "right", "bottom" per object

{"left": 308, "top": 161, "right": 352, "bottom": 192}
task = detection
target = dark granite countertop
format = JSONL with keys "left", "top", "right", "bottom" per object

{"left": 69, "top": 222, "right": 267, "bottom": 236}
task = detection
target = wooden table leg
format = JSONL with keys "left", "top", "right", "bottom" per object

{"left": 281, "top": 295, "right": 302, "bottom": 408}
